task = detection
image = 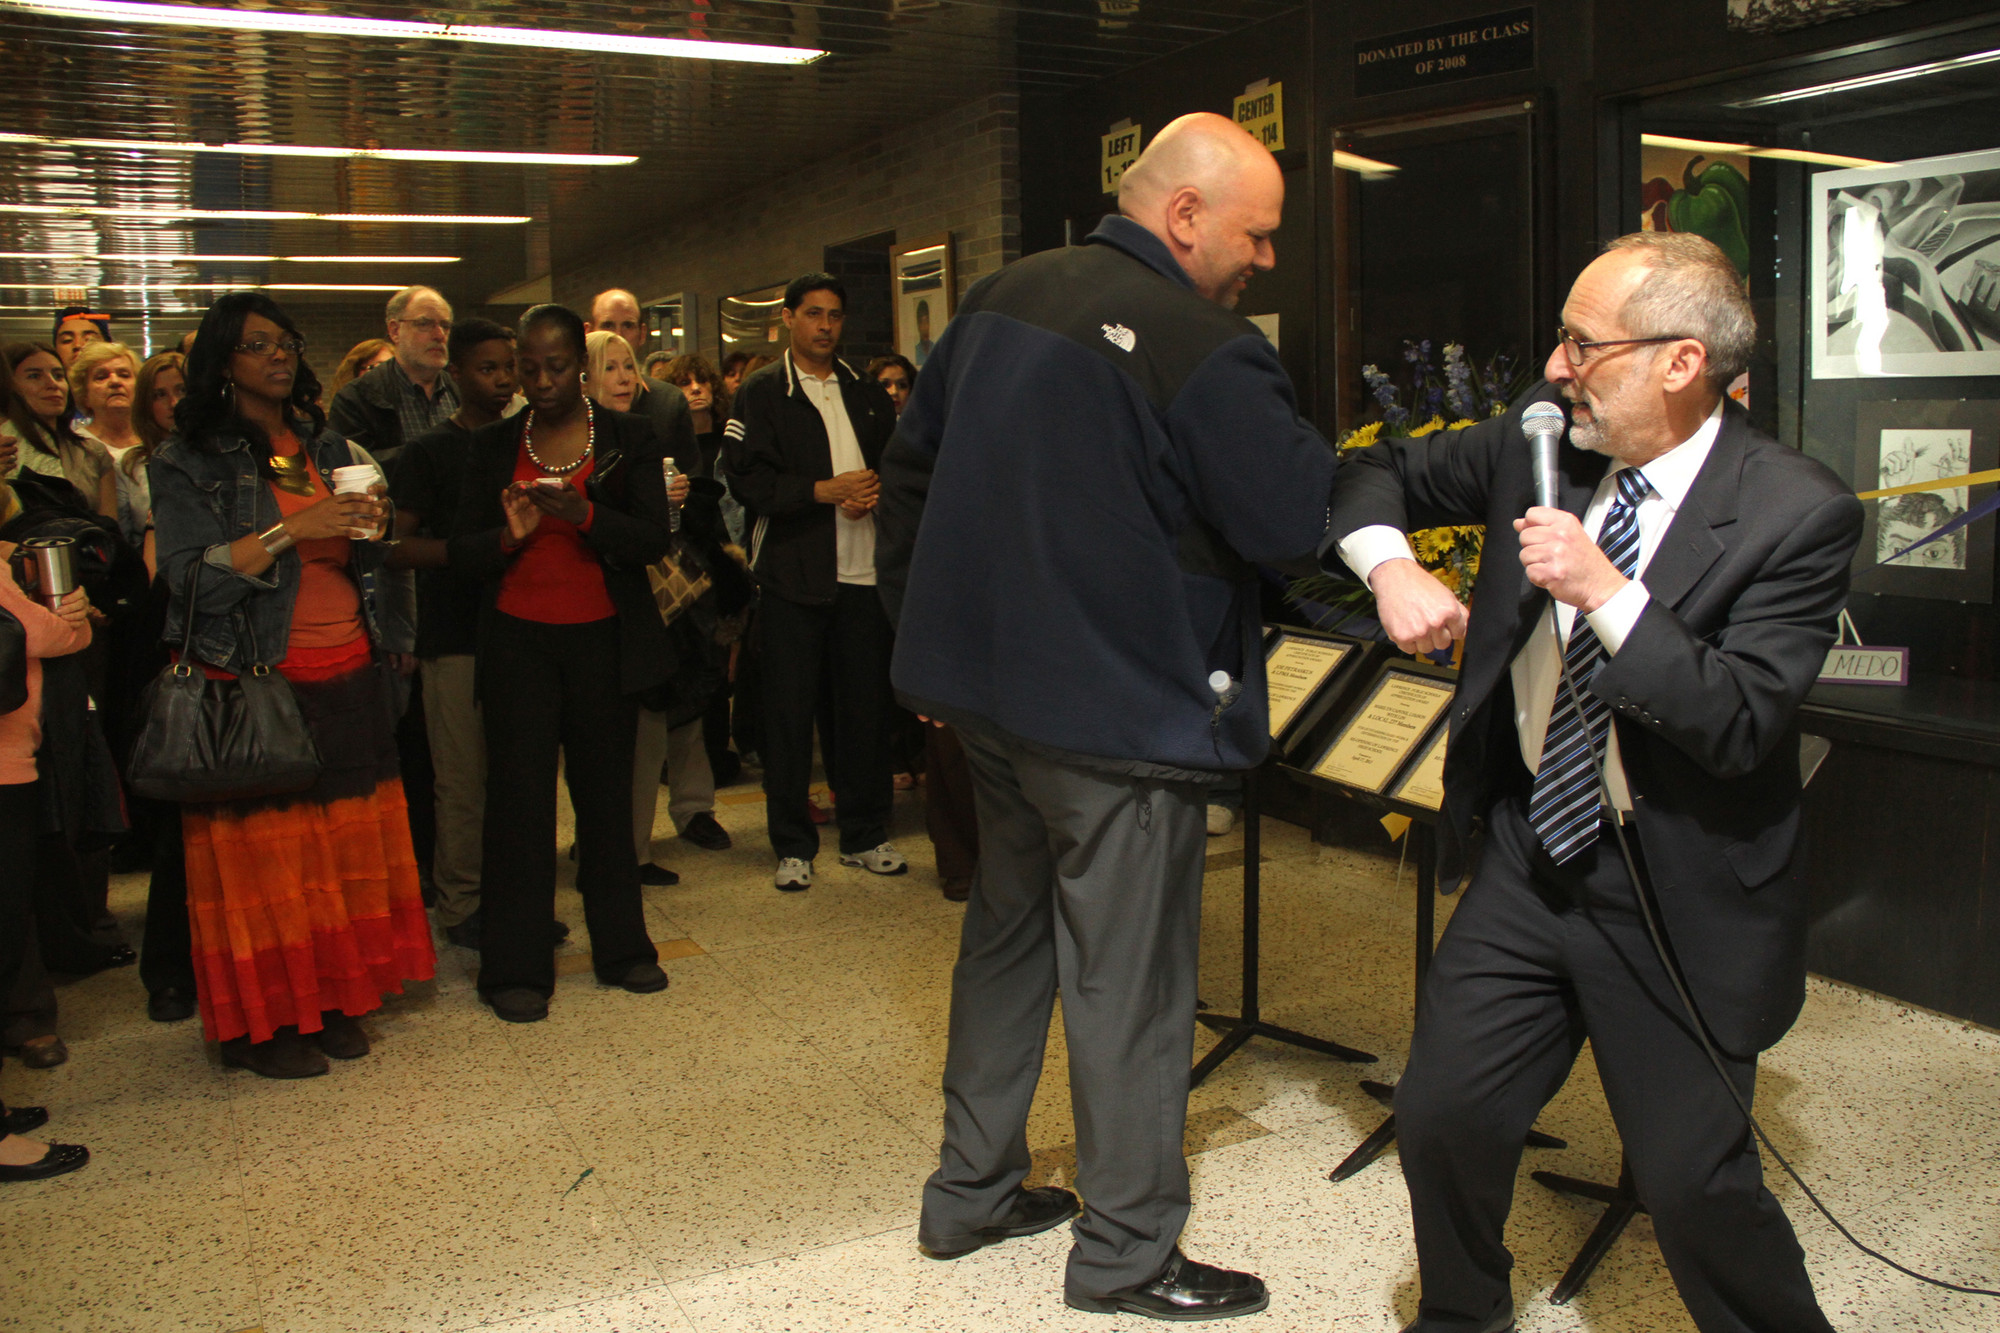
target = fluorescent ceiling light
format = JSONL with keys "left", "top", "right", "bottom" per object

{"left": 2, "top": 1, "right": 825, "bottom": 65}
{"left": 1332, "top": 150, "right": 1399, "bottom": 178}
{"left": 0, "top": 251, "right": 459, "bottom": 263}
{"left": 1640, "top": 134, "right": 1883, "bottom": 170}
{"left": 1725, "top": 47, "right": 2000, "bottom": 107}
{"left": 0, "top": 131, "right": 635, "bottom": 167}
{"left": 0, "top": 204, "right": 526, "bottom": 223}
{"left": 1, "top": 280, "right": 405, "bottom": 292}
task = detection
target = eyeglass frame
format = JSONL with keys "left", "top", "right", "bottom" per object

{"left": 394, "top": 316, "right": 453, "bottom": 336}
{"left": 1556, "top": 325, "right": 1699, "bottom": 365}
{"left": 232, "top": 335, "right": 307, "bottom": 358}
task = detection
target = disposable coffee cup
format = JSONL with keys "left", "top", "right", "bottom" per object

{"left": 330, "top": 464, "right": 384, "bottom": 538}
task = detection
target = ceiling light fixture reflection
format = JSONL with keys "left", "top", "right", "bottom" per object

{"left": 0, "top": 131, "right": 635, "bottom": 168}
{"left": 0, "top": 251, "right": 460, "bottom": 263}
{"left": 2, "top": 0, "right": 826, "bottom": 65}
{"left": 0, "top": 204, "right": 527, "bottom": 224}
{"left": 1640, "top": 134, "right": 1883, "bottom": 170}
{"left": 0, "top": 280, "right": 406, "bottom": 292}
{"left": 1725, "top": 47, "right": 2000, "bottom": 107}
{"left": 1332, "top": 150, "right": 1399, "bottom": 179}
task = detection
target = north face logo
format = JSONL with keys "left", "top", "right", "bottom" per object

{"left": 1101, "top": 323, "right": 1137, "bottom": 352}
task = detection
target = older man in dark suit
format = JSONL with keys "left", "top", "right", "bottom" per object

{"left": 1330, "top": 231, "right": 1860, "bottom": 1333}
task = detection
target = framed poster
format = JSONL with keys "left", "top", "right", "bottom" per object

{"left": 892, "top": 233, "right": 954, "bottom": 370}
{"left": 1264, "top": 632, "right": 1354, "bottom": 741}
{"left": 1851, "top": 399, "right": 2000, "bottom": 603}
{"left": 1811, "top": 148, "right": 2000, "bottom": 380}
{"left": 718, "top": 282, "right": 787, "bottom": 364}
{"left": 1311, "top": 666, "right": 1456, "bottom": 794}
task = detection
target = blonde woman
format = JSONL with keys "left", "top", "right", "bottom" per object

{"left": 69, "top": 342, "right": 147, "bottom": 548}
{"left": 584, "top": 329, "right": 641, "bottom": 413}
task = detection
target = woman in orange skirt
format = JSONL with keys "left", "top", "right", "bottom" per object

{"left": 148, "top": 292, "right": 434, "bottom": 1079}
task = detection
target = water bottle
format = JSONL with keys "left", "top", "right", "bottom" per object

{"left": 1209, "top": 669, "right": 1242, "bottom": 710}
{"left": 662, "top": 457, "right": 682, "bottom": 534}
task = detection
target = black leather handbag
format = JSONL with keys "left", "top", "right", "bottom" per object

{"left": 126, "top": 562, "right": 323, "bottom": 803}
{"left": 0, "top": 605, "right": 24, "bottom": 716}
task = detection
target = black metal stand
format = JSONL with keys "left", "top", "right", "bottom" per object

{"left": 1531, "top": 1157, "right": 1646, "bottom": 1304}
{"left": 1191, "top": 772, "right": 1378, "bottom": 1088}
{"left": 1328, "top": 824, "right": 1566, "bottom": 1181}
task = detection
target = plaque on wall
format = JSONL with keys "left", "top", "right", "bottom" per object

{"left": 1353, "top": 8, "right": 1535, "bottom": 99}
{"left": 1390, "top": 725, "right": 1450, "bottom": 812}
{"left": 1312, "top": 667, "right": 1456, "bottom": 794}
{"left": 1265, "top": 633, "right": 1353, "bottom": 740}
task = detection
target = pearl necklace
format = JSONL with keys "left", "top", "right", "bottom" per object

{"left": 522, "top": 400, "right": 594, "bottom": 475}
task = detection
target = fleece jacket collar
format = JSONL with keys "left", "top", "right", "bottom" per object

{"left": 1086, "top": 214, "right": 1197, "bottom": 292}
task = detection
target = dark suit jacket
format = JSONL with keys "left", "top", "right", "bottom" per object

{"left": 1329, "top": 386, "right": 1863, "bottom": 1055}
{"left": 447, "top": 405, "right": 674, "bottom": 698}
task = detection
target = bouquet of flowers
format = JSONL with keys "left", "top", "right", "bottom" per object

{"left": 1289, "top": 340, "right": 1524, "bottom": 631}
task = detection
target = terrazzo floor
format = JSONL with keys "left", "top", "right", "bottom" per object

{"left": 4, "top": 773, "right": 1998, "bottom": 1333}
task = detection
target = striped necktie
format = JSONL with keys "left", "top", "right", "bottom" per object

{"left": 1528, "top": 468, "right": 1652, "bottom": 864}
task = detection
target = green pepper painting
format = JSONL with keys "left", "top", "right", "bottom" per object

{"left": 1641, "top": 147, "right": 1753, "bottom": 280}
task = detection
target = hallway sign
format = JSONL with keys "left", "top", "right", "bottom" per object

{"left": 1234, "top": 81, "right": 1284, "bottom": 152}
{"left": 1101, "top": 120, "right": 1141, "bottom": 194}
{"left": 1354, "top": 8, "right": 1535, "bottom": 98}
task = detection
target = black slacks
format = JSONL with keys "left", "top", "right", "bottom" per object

{"left": 757, "top": 585, "right": 894, "bottom": 861}
{"left": 0, "top": 781, "right": 37, "bottom": 1103}
{"left": 477, "top": 613, "right": 655, "bottom": 997}
{"left": 1396, "top": 796, "right": 1833, "bottom": 1333}
{"left": 139, "top": 812, "right": 195, "bottom": 996}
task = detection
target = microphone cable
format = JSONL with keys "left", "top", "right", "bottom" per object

{"left": 1550, "top": 644, "right": 2000, "bottom": 1298}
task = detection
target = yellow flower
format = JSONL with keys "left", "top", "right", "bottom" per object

{"left": 1338, "top": 421, "right": 1383, "bottom": 453}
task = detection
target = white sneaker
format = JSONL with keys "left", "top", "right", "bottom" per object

{"left": 774, "top": 857, "right": 813, "bottom": 891}
{"left": 1206, "top": 805, "right": 1236, "bottom": 837}
{"left": 839, "top": 843, "right": 908, "bottom": 876}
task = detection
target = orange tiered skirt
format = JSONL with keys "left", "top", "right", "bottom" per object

{"left": 182, "top": 637, "right": 435, "bottom": 1044}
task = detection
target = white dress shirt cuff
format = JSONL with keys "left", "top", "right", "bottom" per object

{"left": 1336, "top": 526, "right": 1419, "bottom": 586}
{"left": 1585, "top": 580, "right": 1650, "bottom": 655}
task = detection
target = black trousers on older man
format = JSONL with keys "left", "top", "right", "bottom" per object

{"left": 756, "top": 585, "right": 894, "bottom": 863}
{"left": 1394, "top": 795, "right": 1833, "bottom": 1333}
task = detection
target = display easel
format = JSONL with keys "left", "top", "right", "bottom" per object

{"left": 1530, "top": 1157, "right": 1645, "bottom": 1304}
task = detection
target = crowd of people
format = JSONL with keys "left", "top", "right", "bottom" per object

{"left": 0, "top": 276, "right": 996, "bottom": 1181}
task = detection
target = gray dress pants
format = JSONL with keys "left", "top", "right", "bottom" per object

{"left": 918, "top": 727, "right": 1207, "bottom": 1300}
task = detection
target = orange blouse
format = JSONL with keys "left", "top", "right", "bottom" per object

{"left": 270, "top": 431, "right": 365, "bottom": 656}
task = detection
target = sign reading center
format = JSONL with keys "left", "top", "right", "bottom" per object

{"left": 1233, "top": 81, "right": 1284, "bottom": 151}
{"left": 1101, "top": 120, "right": 1142, "bottom": 195}
{"left": 1354, "top": 7, "right": 1535, "bottom": 98}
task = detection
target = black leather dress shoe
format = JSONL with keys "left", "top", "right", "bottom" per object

{"left": 1066, "top": 1250, "right": 1269, "bottom": 1321}
{"left": 148, "top": 986, "right": 197, "bottom": 1023}
{"left": 1399, "top": 1298, "right": 1515, "bottom": 1333}
{"left": 923, "top": 1186, "right": 1080, "bottom": 1259}
{"left": 638, "top": 863, "right": 681, "bottom": 886}
{"left": 2, "top": 1106, "right": 49, "bottom": 1135}
{"left": 484, "top": 988, "right": 549, "bottom": 1023}
{"left": 678, "top": 812, "right": 733, "bottom": 851}
{"left": 608, "top": 962, "right": 670, "bottom": 994}
{"left": 0, "top": 1141, "right": 89, "bottom": 1183}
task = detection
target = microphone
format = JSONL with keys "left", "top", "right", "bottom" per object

{"left": 1521, "top": 401, "right": 1567, "bottom": 511}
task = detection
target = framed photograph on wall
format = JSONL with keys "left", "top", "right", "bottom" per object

{"left": 892, "top": 233, "right": 954, "bottom": 370}
{"left": 718, "top": 282, "right": 788, "bottom": 364}
{"left": 1851, "top": 399, "right": 2000, "bottom": 603}
{"left": 1810, "top": 148, "right": 2000, "bottom": 380}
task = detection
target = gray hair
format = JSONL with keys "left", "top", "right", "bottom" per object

{"left": 385, "top": 285, "right": 450, "bottom": 321}
{"left": 1603, "top": 232, "right": 1754, "bottom": 390}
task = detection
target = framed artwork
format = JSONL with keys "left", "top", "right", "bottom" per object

{"left": 892, "top": 233, "right": 953, "bottom": 370}
{"left": 718, "top": 282, "right": 787, "bottom": 364}
{"left": 1851, "top": 399, "right": 2000, "bottom": 603}
{"left": 1810, "top": 147, "right": 2000, "bottom": 380}
{"left": 1727, "top": 0, "right": 1908, "bottom": 34}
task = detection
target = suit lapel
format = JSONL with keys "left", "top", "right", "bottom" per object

{"left": 1638, "top": 407, "right": 1746, "bottom": 612}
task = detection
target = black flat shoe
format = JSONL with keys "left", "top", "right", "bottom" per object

{"left": 678, "top": 812, "right": 733, "bottom": 851}
{"left": 638, "top": 863, "right": 681, "bottom": 886}
{"left": 923, "top": 1186, "right": 1080, "bottom": 1259}
{"left": 148, "top": 986, "right": 197, "bottom": 1023}
{"left": 444, "top": 915, "right": 482, "bottom": 950}
{"left": 607, "top": 962, "right": 669, "bottom": 994}
{"left": 549, "top": 919, "right": 571, "bottom": 945}
{"left": 1400, "top": 1299, "right": 1514, "bottom": 1333}
{"left": 11, "top": 1037, "right": 67, "bottom": 1070}
{"left": 484, "top": 988, "right": 549, "bottom": 1023}
{"left": 2, "top": 1107, "right": 49, "bottom": 1135}
{"left": 1066, "top": 1250, "right": 1269, "bottom": 1321}
{"left": 0, "top": 1141, "right": 89, "bottom": 1183}
{"left": 313, "top": 1011, "right": 370, "bottom": 1059}
{"left": 219, "top": 1030, "right": 329, "bottom": 1080}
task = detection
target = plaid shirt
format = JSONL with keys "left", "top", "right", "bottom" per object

{"left": 388, "top": 359, "right": 459, "bottom": 446}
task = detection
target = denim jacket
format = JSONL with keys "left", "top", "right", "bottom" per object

{"left": 149, "top": 424, "right": 391, "bottom": 673}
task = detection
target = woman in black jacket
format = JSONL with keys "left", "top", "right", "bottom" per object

{"left": 448, "top": 304, "right": 682, "bottom": 1023}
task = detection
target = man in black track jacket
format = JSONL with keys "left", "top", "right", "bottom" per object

{"left": 875, "top": 113, "right": 1341, "bottom": 1321}
{"left": 724, "top": 273, "right": 905, "bottom": 891}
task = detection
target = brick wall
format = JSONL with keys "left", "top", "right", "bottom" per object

{"left": 552, "top": 90, "right": 1021, "bottom": 355}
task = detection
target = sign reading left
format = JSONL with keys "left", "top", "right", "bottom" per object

{"left": 1102, "top": 122, "right": 1142, "bottom": 194}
